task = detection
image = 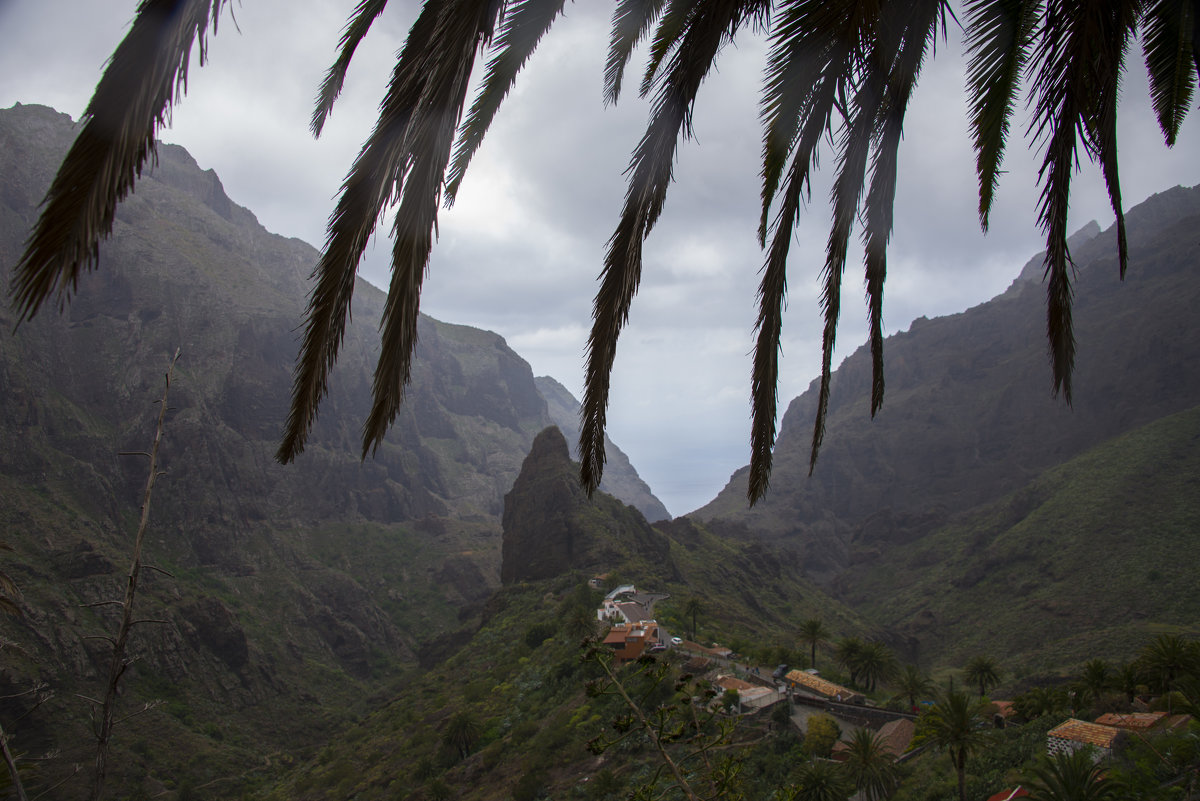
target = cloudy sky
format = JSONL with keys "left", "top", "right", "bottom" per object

{"left": 2, "top": 1, "right": 1199, "bottom": 516}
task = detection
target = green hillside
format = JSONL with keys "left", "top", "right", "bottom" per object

{"left": 840, "top": 403, "right": 1200, "bottom": 681}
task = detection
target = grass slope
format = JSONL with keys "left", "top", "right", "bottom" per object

{"left": 841, "top": 403, "right": 1200, "bottom": 683}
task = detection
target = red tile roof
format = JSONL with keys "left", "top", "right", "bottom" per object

{"left": 986, "top": 787, "right": 1030, "bottom": 801}
{"left": 1048, "top": 718, "right": 1121, "bottom": 749}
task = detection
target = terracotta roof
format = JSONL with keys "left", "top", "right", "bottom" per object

{"left": 784, "top": 669, "right": 857, "bottom": 700}
{"left": 714, "top": 675, "right": 758, "bottom": 693}
{"left": 1094, "top": 711, "right": 1165, "bottom": 730}
{"left": 602, "top": 628, "right": 627, "bottom": 645}
{"left": 986, "top": 787, "right": 1030, "bottom": 801}
{"left": 1048, "top": 718, "right": 1122, "bottom": 749}
{"left": 989, "top": 700, "right": 1016, "bottom": 719}
{"left": 877, "top": 718, "right": 916, "bottom": 757}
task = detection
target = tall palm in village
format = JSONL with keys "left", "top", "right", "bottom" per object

{"left": 917, "top": 687, "right": 991, "bottom": 801}
{"left": 788, "top": 758, "right": 852, "bottom": 801}
{"left": 855, "top": 641, "right": 898, "bottom": 693}
{"left": 892, "top": 664, "right": 933, "bottom": 712}
{"left": 797, "top": 618, "right": 829, "bottom": 671}
{"left": 10, "top": 0, "right": 1199, "bottom": 502}
{"left": 1023, "top": 748, "right": 1115, "bottom": 801}
{"left": 842, "top": 728, "right": 900, "bottom": 801}
{"left": 963, "top": 655, "right": 1001, "bottom": 697}
{"left": 836, "top": 637, "right": 865, "bottom": 688}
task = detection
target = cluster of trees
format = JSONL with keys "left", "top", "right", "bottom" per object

{"left": 1011, "top": 634, "right": 1200, "bottom": 721}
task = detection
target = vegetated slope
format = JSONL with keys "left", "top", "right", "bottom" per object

{"left": 838, "top": 402, "right": 1200, "bottom": 678}
{"left": 534, "top": 375, "right": 671, "bottom": 522}
{"left": 694, "top": 184, "right": 1200, "bottom": 587}
{"left": 0, "top": 103, "right": 635, "bottom": 799}
{"left": 264, "top": 438, "right": 879, "bottom": 801}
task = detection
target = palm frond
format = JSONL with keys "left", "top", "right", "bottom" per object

{"left": 639, "top": 0, "right": 702, "bottom": 97}
{"left": 581, "top": 0, "right": 769, "bottom": 496}
{"left": 606, "top": 0, "right": 668, "bottom": 105}
{"left": 278, "top": 0, "right": 447, "bottom": 463}
{"left": 311, "top": 0, "right": 391, "bottom": 137}
{"left": 963, "top": 0, "right": 1039, "bottom": 231}
{"left": 1028, "top": 3, "right": 1081, "bottom": 402}
{"left": 1141, "top": 0, "right": 1197, "bottom": 146}
{"left": 1079, "top": 1, "right": 1139, "bottom": 278}
{"left": 749, "top": 9, "right": 856, "bottom": 502}
{"left": 446, "top": 0, "right": 569, "bottom": 205}
{"left": 758, "top": 0, "right": 848, "bottom": 245}
{"left": 9, "top": 0, "right": 228, "bottom": 323}
{"left": 863, "top": 0, "right": 947, "bottom": 419}
{"left": 361, "top": 0, "right": 504, "bottom": 456}
{"left": 1027, "top": 0, "right": 1141, "bottom": 400}
{"left": 810, "top": 18, "right": 892, "bottom": 475}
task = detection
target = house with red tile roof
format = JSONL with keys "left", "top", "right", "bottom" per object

{"left": 1094, "top": 711, "right": 1167, "bottom": 731}
{"left": 1047, "top": 718, "right": 1123, "bottom": 760}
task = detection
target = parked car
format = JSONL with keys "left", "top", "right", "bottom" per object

{"left": 671, "top": 636, "right": 683, "bottom": 646}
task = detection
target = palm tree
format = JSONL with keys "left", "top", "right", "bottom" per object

{"left": 12, "top": 1, "right": 1197, "bottom": 505}
{"left": 797, "top": 618, "right": 830, "bottom": 671}
{"left": 1012, "top": 685, "right": 1069, "bottom": 721}
{"left": 682, "top": 597, "right": 702, "bottom": 642}
{"left": 842, "top": 728, "right": 900, "bottom": 801}
{"left": 789, "top": 758, "right": 852, "bottom": 801}
{"left": 892, "top": 664, "right": 934, "bottom": 713}
{"left": 1113, "top": 661, "right": 1142, "bottom": 706}
{"left": 856, "top": 641, "right": 898, "bottom": 694}
{"left": 918, "top": 687, "right": 991, "bottom": 801}
{"left": 1078, "top": 658, "right": 1112, "bottom": 709}
{"left": 836, "top": 637, "right": 865, "bottom": 687}
{"left": 1137, "top": 634, "right": 1197, "bottom": 694}
{"left": 1023, "top": 748, "right": 1115, "bottom": 801}
{"left": 963, "top": 655, "right": 1001, "bottom": 697}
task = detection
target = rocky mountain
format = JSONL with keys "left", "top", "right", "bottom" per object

{"left": 534, "top": 376, "right": 671, "bottom": 522}
{"left": 694, "top": 184, "right": 1200, "bottom": 587}
{"left": 0, "top": 102, "right": 656, "bottom": 797}
{"left": 500, "top": 426, "right": 672, "bottom": 584}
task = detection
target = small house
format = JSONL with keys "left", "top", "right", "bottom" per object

{"left": 602, "top": 621, "right": 662, "bottom": 663}
{"left": 1046, "top": 718, "right": 1122, "bottom": 760}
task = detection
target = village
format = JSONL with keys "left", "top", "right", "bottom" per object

{"left": 594, "top": 584, "right": 1195, "bottom": 800}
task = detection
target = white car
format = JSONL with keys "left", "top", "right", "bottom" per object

{"left": 671, "top": 636, "right": 683, "bottom": 646}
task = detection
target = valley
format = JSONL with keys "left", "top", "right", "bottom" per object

{"left": 0, "top": 102, "right": 1197, "bottom": 800}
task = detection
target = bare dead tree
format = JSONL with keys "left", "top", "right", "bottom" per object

{"left": 87, "top": 349, "right": 178, "bottom": 801}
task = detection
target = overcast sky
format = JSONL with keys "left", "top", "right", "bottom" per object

{"left": 2, "top": 1, "right": 1199, "bottom": 517}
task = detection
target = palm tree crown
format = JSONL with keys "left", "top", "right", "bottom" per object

{"left": 917, "top": 686, "right": 992, "bottom": 801}
{"left": 10, "top": 0, "right": 1198, "bottom": 503}
{"left": 963, "top": 655, "right": 1002, "bottom": 697}
{"left": 797, "top": 618, "right": 830, "bottom": 670}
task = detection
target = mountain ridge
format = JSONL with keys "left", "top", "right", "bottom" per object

{"left": 693, "top": 181, "right": 1200, "bottom": 585}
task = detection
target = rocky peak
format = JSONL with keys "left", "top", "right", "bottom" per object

{"left": 500, "top": 427, "right": 672, "bottom": 584}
